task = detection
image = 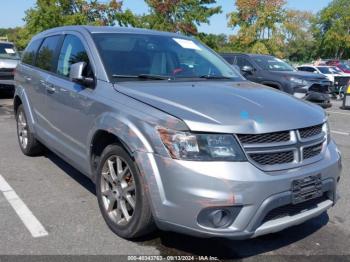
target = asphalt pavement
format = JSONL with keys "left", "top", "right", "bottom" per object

{"left": 0, "top": 93, "right": 349, "bottom": 261}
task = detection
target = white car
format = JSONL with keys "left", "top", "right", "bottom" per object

{"left": 298, "top": 65, "right": 349, "bottom": 99}
{"left": 297, "top": 65, "right": 350, "bottom": 86}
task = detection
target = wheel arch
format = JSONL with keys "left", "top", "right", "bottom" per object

{"left": 13, "top": 95, "right": 22, "bottom": 115}
{"left": 87, "top": 113, "right": 155, "bottom": 180}
{"left": 261, "top": 81, "right": 283, "bottom": 90}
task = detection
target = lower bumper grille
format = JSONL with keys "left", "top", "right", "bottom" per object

{"left": 0, "top": 75, "right": 14, "bottom": 80}
{"left": 309, "top": 83, "right": 330, "bottom": 93}
{"left": 262, "top": 195, "right": 328, "bottom": 223}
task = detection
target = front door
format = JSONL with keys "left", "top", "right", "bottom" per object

{"left": 44, "top": 33, "right": 96, "bottom": 173}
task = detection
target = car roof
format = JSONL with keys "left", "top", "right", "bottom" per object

{"left": 221, "top": 53, "right": 275, "bottom": 58}
{"left": 298, "top": 65, "right": 315, "bottom": 67}
{"left": 32, "top": 25, "right": 191, "bottom": 40}
{"left": 0, "top": 41, "right": 14, "bottom": 45}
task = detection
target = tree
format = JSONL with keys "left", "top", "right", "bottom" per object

{"left": 197, "top": 33, "right": 228, "bottom": 50}
{"left": 19, "top": 0, "right": 137, "bottom": 48}
{"left": 227, "top": 0, "right": 286, "bottom": 53}
{"left": 142, "top": 0, "right": 222, "bottom": 35}
{"left": 313, "top": 0, "right": 350, "bottom": 59}
{"left": 282, "top": 10, "right": 316, "bottom": 62}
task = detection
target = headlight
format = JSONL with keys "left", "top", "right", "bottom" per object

{"left": 157, "top": 127, "right": 246, "bottom": 161}
{"left": 289, "top": 77, "right": 309, "bottom": 86}
{"left": 322, "top": 121, "right": 331, "bottom": 144}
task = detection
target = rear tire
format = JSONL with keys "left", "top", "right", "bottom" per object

{"left": 16, "top": 105, "right": 43, "bottom": 156}
{"left": 96, "top": 144, "right": 155, "bottom": 239}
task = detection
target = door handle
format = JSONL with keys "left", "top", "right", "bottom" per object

{"left": 40, "top": 80, "right": 56, "bottom": 93}
{"left": 24, "top": 76, "right": 32, "bottom": 82}
{"left": 46, "top": 84, "right": 56, "bottom": 94}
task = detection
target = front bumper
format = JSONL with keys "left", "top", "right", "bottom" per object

{"left": 293, "top": 81, "right": 332, "bottom": 108}
{"left": 134, "top": 140, "right": 341, "bottom": 239}
{"left": 0, "top": 68, "right": 15, "bottom": 88}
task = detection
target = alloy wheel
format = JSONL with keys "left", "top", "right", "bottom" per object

{"left": 100, "top": 155, "right": 136, "bottom": 226}
{"left": 17, "top": 110, "right": 28, "bottom": 149}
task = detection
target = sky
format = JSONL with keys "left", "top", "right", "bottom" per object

{"left": 0, "top": 0, "right": 332, "bottom": 35}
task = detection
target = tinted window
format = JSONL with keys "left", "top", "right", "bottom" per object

{"left": 36, "top": 35, "right": 61, "bottom": 72}
{"left": 57, "top": 35, "right": 92, "bottom": 78}
{"left": 317, "top": 67, "right": 332, "bottom": 74}
{"left": 222, "top": 55, "right": 235, "bottom": 64}
{"left": 236, "top": 57, "right": 254, "bottom": 68}
{"left": 93, "top": 33, "right": 242, "bottom": 81}
{"left": 0, "top": 43, "right": 20, "bottom": 60}
{"left": 22, "top": 39, "right": 42, "bottom": 65}
{"left": 253, "top": 56, "right": 295, "bottom": 71}
{"left": 298, "top": 67, "right": 316, "bottom": 72}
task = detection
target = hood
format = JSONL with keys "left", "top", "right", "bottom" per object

{"left": 271, "top": 70, "right": 327, "bottom": 81}
{"left": 0, "top": 58, "right": 19, "bottom": 69}
{"left": 115, "top": 80, "right": 326, "bottom": 134}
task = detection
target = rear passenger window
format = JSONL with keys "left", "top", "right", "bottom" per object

{"left": 57, "top": 35, "right": 92, "bottom": 78}
{"left": 36, "top": 35, "right": 61, "bottom": 72}
{"left": 22, "top": 39, "right": 42, "bottom": 66}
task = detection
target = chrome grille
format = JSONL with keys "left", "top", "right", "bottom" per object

{"left": 237, "top": 123, "right": 326, "bottom": 171}
{"left": 299, "top": 124, "right": 322, "bottom": 139}
{"left": 303, "top": 143, "right": 323, "bottom": 160}
{"left": 250, "top": 151, "right": 294, "bottom": 166}
{"left": 237, "top": 131, "right": 290, "bottom": 144}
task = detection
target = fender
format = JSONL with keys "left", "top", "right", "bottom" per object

{"left": 87, "top": 112, "right": 154, "bottom": 159}
{"left": 14, "top": 85, "right": 38, "bottom": 134}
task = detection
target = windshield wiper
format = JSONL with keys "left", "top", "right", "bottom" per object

{"left": 112, "top": 74, "right": 170, "bottom": 80}
{"left": 199, "top": 74, "right": 233, "bottom": 80}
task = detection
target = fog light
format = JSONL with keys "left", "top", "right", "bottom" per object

{"left": 197, "top": 206, "right": 242, "bottom": 229}
{"left": 210, "top": 210, "right": 230, "bottom": 227}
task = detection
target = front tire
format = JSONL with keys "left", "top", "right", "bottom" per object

{"left": 16, "top": 105, "right": 43, "bottom": 156}
{"left": 96, "top": 144, "right": 155, "bottom": 239}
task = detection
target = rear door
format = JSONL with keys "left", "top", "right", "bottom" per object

{"left": 16, "top": 38, "right": 42, "bottom": 126}
{"left": 44, "top": 33, "right": 96, "bottom": 171}
{"left": 31, "top": 35, "right": 63, "bottom": 139}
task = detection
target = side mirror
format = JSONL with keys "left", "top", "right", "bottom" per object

{"left": 241, "top": 65, "right": 254, "bottom": 74}
{"left": 69, "top": 62, "right": 95, "bottom": 88}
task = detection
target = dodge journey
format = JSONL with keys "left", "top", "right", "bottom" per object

{"left": 14, "top": 26, "right": 342, "bottom": 239}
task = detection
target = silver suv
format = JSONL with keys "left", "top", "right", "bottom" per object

{"left": 14, "top": 26, "right": 342, "bottom": 239}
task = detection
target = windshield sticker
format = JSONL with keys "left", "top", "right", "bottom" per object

{"left": 173, "top": 38, "right": 201, "bottom": 51}
{"left": 5, "top": 48, "right": 15, "bottom": 54}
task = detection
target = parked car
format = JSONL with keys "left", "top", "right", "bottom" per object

{"left": 14, "top": 26, "right": 341, "bottom": 240}
{"left": 221, "top": 53, "right": 332, "bottom": 108}
{"left": 297, "top": 65, "right": 350, "bottom": 99}
{"left": 0, "top": 41, "right": 20, "bottom": 95}
{"left": 326, "top": 60, "right": 350, "bottom": 74}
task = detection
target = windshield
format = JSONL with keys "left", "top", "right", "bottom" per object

{"left": 339, "top": 63, "right": 350, "bottom": 70}
{"left": 0, "top": 43, "right": 20, "bottom": 60}
{"left": 330, "top": 67, "right": 343, "bottom": 74}
{"left": 317, "top": 67, "right": 333, "bottom": 74}
{"left": 92, "top": 33, "right": 242, "bottom": 81}
{"left": 253, "top": 56, "right": 295, "bottom": 72}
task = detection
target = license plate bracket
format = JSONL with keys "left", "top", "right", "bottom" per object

{"left": 291, "top": 174, "right": 323, "bottom": 204}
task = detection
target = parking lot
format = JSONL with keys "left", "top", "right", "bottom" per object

{"left": 0, "top": 94, "right": 349, "bottom": 260}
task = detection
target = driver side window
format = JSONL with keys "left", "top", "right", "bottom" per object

{"left": 57, "top": 35, "right": 92, "bottom": 78}
{"left": 236, "top": 57, "right": 254, "bottom": 69}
